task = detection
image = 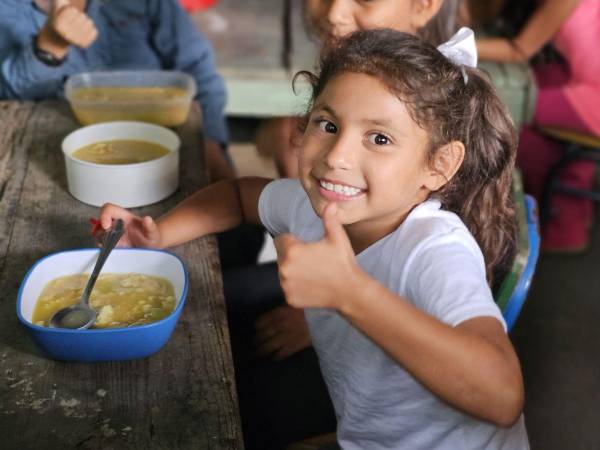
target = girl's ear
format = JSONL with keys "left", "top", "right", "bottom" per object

{"left": 424, "top": 141, "right": 465, "bottom": 191}
{"left": 411, "top": 0, "right": 445, "bottom": 30}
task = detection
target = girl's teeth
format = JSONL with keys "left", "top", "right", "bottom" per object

{"left": 319, "top": 180, "right": 361, "bottom": 196}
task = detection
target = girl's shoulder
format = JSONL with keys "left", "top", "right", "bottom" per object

{"left": 360, "top": 199, "right": 479, "bottom": 265}
{"left": 402, "top": 199, "right": 475, "bottom": 246}
{"left": 389, "top": 201, "right": 495, "bottom": 324}
{"left": 383, "top": 199, "right": 485, "bottom": 276}
{"left": 262, "top": 178, "right": 306, "bottom": 205}
{"left": 259, "top": 178, "right": 318, "bottom": 238}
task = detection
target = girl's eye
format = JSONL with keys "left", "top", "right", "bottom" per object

{"left": 367, "top": 133, "right": 391, "bottom": 146}
{"left": 318, "top": 120, "right": 337, "bottom": 134}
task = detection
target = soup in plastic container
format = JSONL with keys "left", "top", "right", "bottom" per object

{"left": 65, "top": 71, "right": 197, "bottom": 127}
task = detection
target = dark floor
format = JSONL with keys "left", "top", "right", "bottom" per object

{"left": 511, "top": 216, "right": 600, "bottom": 449}
{"left": 201, "top": 2, "right": 600, "bottom": 448}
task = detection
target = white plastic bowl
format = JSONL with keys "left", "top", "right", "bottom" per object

{"left": 62, "top": 121, "right": 180, "bottom": 207}
{"left": 17, "top": 248, "right": 189, "bottom": 362}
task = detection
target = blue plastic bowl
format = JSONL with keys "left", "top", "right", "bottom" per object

{"left": 17, "top": 248, "right": 188, "bottom": 362}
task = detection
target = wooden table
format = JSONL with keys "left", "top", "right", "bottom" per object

{"left": 0, "top": 101, "right": 244, "bottom": 449}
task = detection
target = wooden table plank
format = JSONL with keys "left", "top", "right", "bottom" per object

{"left": 0, "top": 101, "right": 243, "bottom": 449}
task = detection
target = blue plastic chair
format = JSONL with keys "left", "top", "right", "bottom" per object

{"left": 494, "top": 173, "right": 540, "bottom": 331}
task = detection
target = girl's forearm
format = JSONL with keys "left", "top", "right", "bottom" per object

{"left": 477, "top": 37, "right": 526, "bottom": 63}
{"left": 515, "top": 0, "right": 581, "bottom": 57}
{"left": 155, "top": 177, "right": 271, "bottom": 248}
{"left": 478, "top": 0, "right": 581, "bottom": 63}
{"left": 339, "top": 272, "right": 524, "bottom": 426}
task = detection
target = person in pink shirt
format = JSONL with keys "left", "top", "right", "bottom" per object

{"left": 476, "top": 0, "right": 600, "bottom": 252}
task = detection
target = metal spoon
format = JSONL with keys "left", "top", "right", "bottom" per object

{"left": 49, "top": 219, "right": 125, "bottom": 329}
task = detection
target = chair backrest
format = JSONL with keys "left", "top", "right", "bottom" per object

{"left": 494, "top": 172, "right": 540, "bottom": 331}
{"left": 540, "top": 126, "right": 600, "bottom": 150}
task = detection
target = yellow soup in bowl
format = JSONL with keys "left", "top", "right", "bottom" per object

{"left": 33, "top": 273, "right": 176, "bottom": 328}
{"left": 72, "top": 140, "right": 170, "bottom": 165}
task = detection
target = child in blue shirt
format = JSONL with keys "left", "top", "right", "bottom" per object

{"left": 0, "top": 0, "right": 232, "bottom": 180}
{"left": 97, "top": 28, "right": 529, "bottom": 449}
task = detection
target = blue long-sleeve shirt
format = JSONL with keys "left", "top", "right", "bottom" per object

{"left": 0, "top": 0, "right": 228, "bottom": 145}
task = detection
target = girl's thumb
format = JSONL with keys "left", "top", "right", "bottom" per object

{"left": 53, "top": 0, "right": 71, "bottom": 11}
{"left": 142, "top": 216, "right": 160, "bottom": 242}
{"left": 274, "top": 234, "right": 299, "bottom": 257}
{"left": 322, "top": 203, "right": 346, "bottom": 243}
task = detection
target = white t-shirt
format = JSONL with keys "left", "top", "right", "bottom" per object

{"left": 258, "top": 179, "right": 529, "bottom": 450}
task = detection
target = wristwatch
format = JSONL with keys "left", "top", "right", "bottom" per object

{"left": 32, "top": 35, "right": 65, "bottom": 67}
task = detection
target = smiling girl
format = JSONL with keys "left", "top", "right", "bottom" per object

{"left": 98, "top": 28, "right": 528, "bottom": 449}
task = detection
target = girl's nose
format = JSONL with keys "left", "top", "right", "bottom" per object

{"left": 324, "top": 135, "right": 355, "bottom": 170}
{"left": 326, "top": 0, "right": 351, "bottom": 30}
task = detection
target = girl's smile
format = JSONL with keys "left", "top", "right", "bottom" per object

{"left": 317, "top": 178, "right": 366, "bottom": 201}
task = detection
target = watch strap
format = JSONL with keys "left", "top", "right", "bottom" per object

{"left": 32, "top": 35, "right": 66, "bottom": 67}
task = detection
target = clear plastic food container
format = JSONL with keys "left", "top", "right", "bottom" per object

{"left": 65, "top": 71, "right": 197, "bottom": 127}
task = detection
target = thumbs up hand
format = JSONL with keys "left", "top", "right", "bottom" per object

{"left": 37, "top": 0, "right": 98, "bottom": 59}
{"left": 274, "top": 203, "right": 361, "bottom": 311}
{"left": 51, "top": 0, "right": 98, "bottom": 47}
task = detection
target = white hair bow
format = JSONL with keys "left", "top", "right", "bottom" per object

{"left": 436, "top": 27, "right": 478, "bottom": 84}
